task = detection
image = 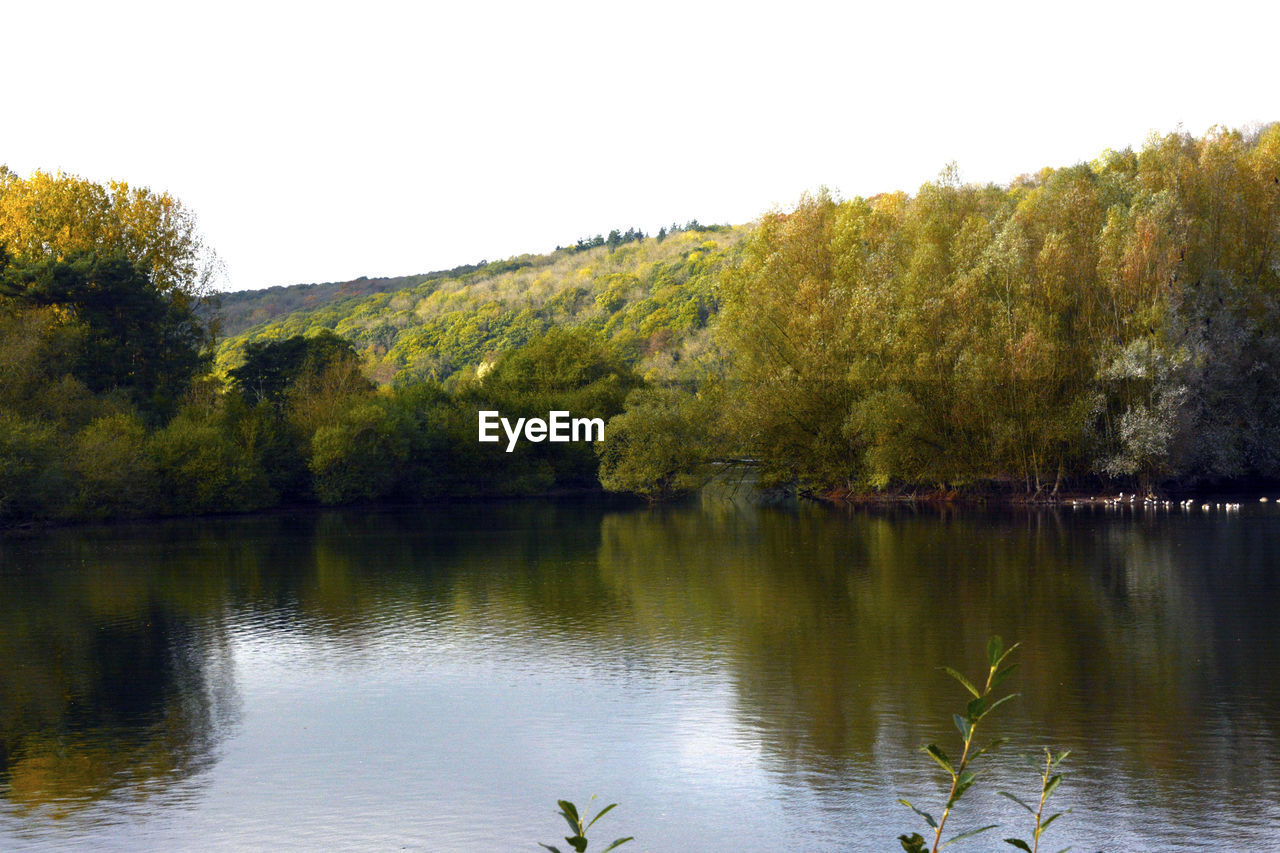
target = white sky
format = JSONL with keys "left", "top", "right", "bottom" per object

{"left": 4, "top": 0, "right": 1277, "bottom": 292}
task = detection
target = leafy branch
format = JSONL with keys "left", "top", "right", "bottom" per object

{"left": 899, "top": 635, "right": 1020, "bottom": 853}
{"left": 1001, "top": 748, "right": 1072, "bottom": 853}
{"left": 539, "top": 796, "right": 633, "bottom": 853}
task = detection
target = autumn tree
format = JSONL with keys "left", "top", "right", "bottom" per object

{"left": 0, "top": 167, "right": 220, "bottom": 308}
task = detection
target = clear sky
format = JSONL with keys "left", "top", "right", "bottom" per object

{"left": 4, "top": 0, "right": 1277, "bottom": 292}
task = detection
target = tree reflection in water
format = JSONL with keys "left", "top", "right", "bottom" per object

{"left": 1, "top": 501, "right": 1278, "bottom": 850}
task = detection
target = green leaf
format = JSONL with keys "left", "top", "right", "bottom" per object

{"left": 557, "top": 800, "right": 581, "bottom": 834}
{"left": 923, "top": 743, "right": 955, "bottom": 775}
{"left": 979, "top": 692, "right": 1019, "bottom": 720}
{"left": 995, "top": 642, "right": 1021, "bottom": 668}
{"left": 966, "top": 696, "right": 987, "bottom": 721}
{"left": 1053, "top": 749, "right": 1072, "bottom": 765}
{"left": 941, "top": 824, "right": 997, "bottom": 847}
{"left": 1039, "top": 809, "right": 1070, "bottom": 833}
{"left": 986, "top": 636, "right": 1004, "bottom": 667}
{"left": 948, "top": 771, "right": 976, "bottom": 806}
{"left": 975, "top": 737, "right": 1007, "bottom": 759}
{"left": 1043, "top": 773, "right": 1063, "bottom": 800}
{"left": 538, "top": 845, "right": 562, "bottom": 853}
{"left": 898, "top": 798, "right": 938, "bottom": 829}
{"left": 601, "top": 837, "right": 634, "bottom": 852}
{"left": 586, "top": 803, "right": 618, "bottom": 830}
{"left": 1003, "top": 839, "right": 1033, "bottom": 852}
{"left": 942, "top": 666, "right": 980, "bottom": 698}
{"left": 953, "top": 714, "right": 973, "bottom": 740}
{"left": 567, "top": 835, "right": 588, "bottom": 853}
{"left": 998, "top": 790, "right": 1036, "bottom": 814}
{"left": 898, "top": 833, "right": 928, "bottom": 853}
{"left": 991, "top": 663, "right": 1020, "bottom": 689}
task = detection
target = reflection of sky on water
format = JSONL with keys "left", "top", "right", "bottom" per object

{"left": 2, "top": 502, "right": 1279, "bottom": 850}
{"left": 214, "top": 606, "right": 794, "bottom": 850}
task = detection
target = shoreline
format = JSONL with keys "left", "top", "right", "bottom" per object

{"left": 9, "top": 480, "right": 1280, "bottom": 536}
{"left": 819, "top": 485, "right": 1280, "bottom": 508}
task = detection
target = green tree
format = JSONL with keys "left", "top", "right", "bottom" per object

{"left": 0, "top": 410, "right": 67, "bottom": 519}
{"left": 229, "top": 329, "right": 369, "bottom": 405}
{"left": 0, "top": 250, "right": 210, "bottom": 416}
{"left": 149, "top": 407, "right": 272, "bottom": 515}
{"left": 309, "top": 398, "right": 410, "bottom": 504}
{"left": 70, "top": 411, "right": 157, "bottom": 518}
{"left": 717, "top": 191, "right": 863, "bottom": 491}
{"left": 597, "top": 387, "right": 712, "bottom": 501}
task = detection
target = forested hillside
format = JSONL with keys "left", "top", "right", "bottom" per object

{"left": 0, "top": 164, "right": 742, "bottom": 521}
{"left": 215, "top": 272, "right": 446, "bottom": 337}
{"left": 215, "top": 223, "right": 743, "bottom": 385}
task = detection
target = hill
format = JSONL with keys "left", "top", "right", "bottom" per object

{"left": 214, "top": 266, "right": 486, "bottom": 337}
{"left": 214, "top": 224, "right": 747, "bottom": 385}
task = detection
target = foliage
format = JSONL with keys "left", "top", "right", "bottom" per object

{"left": 229, "top": 329, "right": 368, "bottom": 405}
{"left": 0, "top": 304, "right": 87, "bottom": 416}
{"left": 597, "top": 386, "right": 714, "bottom": 501}
{"left": 0, "top": 165, "right": 740, "bottom": 520}
{"left": 1000, "top": 749, "right": 1072, "bottom": 853}
{"left": 6, "top": 125, "right": 1280, "bottom": 519}
{"left": 219, "top": 392, "right": 311, "bottom": 501}
{"left": 718, "top": 191, "right": 864, "bottom": 491}
{"left": 1, "top": 250, "right": 209, "bottom": 416}
{"left": 477, "top": 327, "right": 641, "bottom": 410}
{"left": 212, "top": 262, "right": 503, "bottom": 338}
{"left": 70, "top": 411, "right": 157, "bottom": 518}
{"left": 215, "top": 227, "right": 743, "bottom": 387}
{"left": 563, "top": 226, "right": 647, "bottom": 253}
{"left": 898, "top": 636, "right": 1019, "bottom": 853}
{"left": 718, "top": 125, "right": 1280, "bottom": 495}
{"left": 0, "top": 166, "right": 219, "bottom": 308}
{"left": 460, "top": 328, "right": 643, "bottom": 490}
{"left": 0, "top": 409, "right": 67, "bottom": 520}
{"left": 309, "top": 398, "right": 410, "bottom": 504}
{"left": 149, "top": 404, "right": 273, "bottom": 515}
{"left": 539, "top": 797, "right": 633, "bottom": 853}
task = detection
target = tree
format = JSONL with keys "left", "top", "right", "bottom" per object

{"left": 0, "top": 167, "right": 219, "bottom": 307}
{"left": 229, "top": 330, "right": 369, "bottom": 405}
{"left": 717, "top": 191, "right": 863, "bottom": 490}
{"left": 597, "top": 387, "right": 711, "bottom": 501}
{"left": 0, "top": 250, "right": 209, "bottom": 415}
{"left": 149, "top": 407, "right": 272, "bottom": 515}
{"left": 478, "top": 327, "right": 641, "bottom": 414}
{"left": 309, "top": 399, "right": 410, "bottom": 504}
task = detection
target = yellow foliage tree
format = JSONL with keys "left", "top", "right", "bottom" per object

{"left": 0, "top": 166, "right": 219, "bottom": 307}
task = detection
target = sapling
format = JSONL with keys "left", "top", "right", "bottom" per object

{"left": 898, "top": 635, "right": 1020, "bottom": 853}
{"left": 539, "top": 796, "right": 633, "bottom": 853}
{"left": 1000, "top": 748, "right": 1072, "bottom": 853}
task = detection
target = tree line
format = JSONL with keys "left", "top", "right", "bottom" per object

{"left": 607, "top": 125, "right": 1280, "bottom": 500}
{"left": 3, "top": 124, "right": 1279, "bottom": 521}
{"left": 0, "top": 168, "right": 643, "bottom": 521}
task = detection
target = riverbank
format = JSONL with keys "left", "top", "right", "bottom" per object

{"left": 820, "top": 483, "right": 1280, "bottom": 508}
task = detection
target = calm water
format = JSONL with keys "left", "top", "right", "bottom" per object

{"left": 2, "top": 497, "right": 1279, "bottom": 851}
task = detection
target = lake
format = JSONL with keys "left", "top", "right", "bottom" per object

{"left": 2, "top": 496, "right": 1279, "bottom": 851}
